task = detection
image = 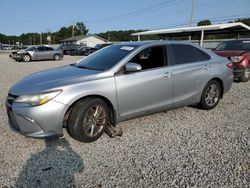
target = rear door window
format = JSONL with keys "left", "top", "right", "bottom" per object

{"left": 44, "top": 47, "right": 53, "bottom": 51}
{"left": 169, "top": 44, "right": 210, "bottom": 65}
{"left": 36, "top": 47, "right": 44, "bottom": 52}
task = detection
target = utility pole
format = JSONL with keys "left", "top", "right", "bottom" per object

{"left": 29, "top": 35, "right": 32, "bottom": 45}
{"left": 72, "top": 24, "right": 75, "bottom": 37}
{"left": 40, "top": 32, "right": 42, "bottom": 45}
{"left": 33, "top": 35, "right": 35, "bottom": 45}
{"left": 189, "top": 0, "right": 195, "bottom": 40}
{"left": 47, "top": 29, "right": 51, "bottom": 44}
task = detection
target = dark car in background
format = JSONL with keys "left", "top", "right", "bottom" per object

{"left": 10, "top": 46, "right": 64, "bottom": 62}
{"left": 59, "top": 44, "right": 82, "bottom": 55}
{"left": 94, "top": 43, "right": 113, "bottom": 50}
{"left": 70, "top": 46, "right": 95, "bottom": 56}
{"left": 213, "top": 40, "right": 250, "bottom": 82}
{"left": 91, "top": 43, "right": 113, "bottom": 53}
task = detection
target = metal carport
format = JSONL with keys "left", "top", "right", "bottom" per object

{"left": 132, "top": 22, "right": 250, "bottom": 47}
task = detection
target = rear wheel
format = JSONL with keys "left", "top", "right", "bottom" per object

{"left": 23, "top": 54, "right": 31, "bottom": 62}
{"left": 241, "top": 66, "right": 250, "bottom": 82}
{"left": 85, "top": 50, "right": 91, "bottom": 56}
{"left": 54, "top": 54, "right": 60, "bottom": 61}
{"left": 67, "top": 98, "right": 109, "bottom": 142}
{"left": 199, "top": 80, "right": 221, "bottom": 110}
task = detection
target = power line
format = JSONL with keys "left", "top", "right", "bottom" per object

{"left": 148, "top": 13, "right": 250, "bottom": 30}
{"left": 84, "top": 0, "right": 185, "bottom": 23}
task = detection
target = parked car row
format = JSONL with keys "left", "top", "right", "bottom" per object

{"left": 212, "top": 40, "right": 250, "bottom": 82}
{"left": 70, "top": 46, "right": 96, "bottom": 56}
{"left": 6, "top": 40, "right": 235, "bottom": 143}
{"left": 9, "top": 46, "right": 64, "bottom": 62}
{"left": 0, "top": 44, "right": 27, "bottom": 50}
{"left": 59, "top": 43, "right": 113, "bottom": 55}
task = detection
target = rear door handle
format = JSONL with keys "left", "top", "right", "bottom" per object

{"left": 203, "top": 65, "right": 211, "bottom": 70}
{"left": 164, "top": 72, "right": 173, "bottom": 78}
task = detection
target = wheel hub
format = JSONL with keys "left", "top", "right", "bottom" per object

{"left": 205, "top": 84, "right": 219, "bottom": 107}
{"left": 82, "top": 105, "right": 106, "bottom": 137}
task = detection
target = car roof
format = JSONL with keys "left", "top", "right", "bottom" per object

{"left": 114, "top": 40, "right": 195, "bottom": 47}
{"left": 222, "top": 39, "right": 250, "bottom": 42}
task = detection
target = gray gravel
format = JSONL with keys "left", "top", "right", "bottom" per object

{"left": 0, "top": 53, "right": 249, "bottom": 187}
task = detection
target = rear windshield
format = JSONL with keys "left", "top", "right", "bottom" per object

{"left": 216, "top": 41, "right": 250, "bottom": 51}
{"left": 75, "top": 45, "right": 137, "bottom": 71}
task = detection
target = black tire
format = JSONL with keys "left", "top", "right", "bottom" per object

{"left": 240, "top": 66, "right": 250, "bottom": 82}
{"left": 199, "top": 80, "right": 221, "bottom": 110}
{"left": 53, "top": 54, "right": 60, "bottom": 61}
{"left": 67, "top": 98, "right": 109, "bottom": 142}
{"left": 23, "top": 54, "right": 31, "bottom": 62}
{"left": 85, "top": 50, "right": 91, "bottom": 56}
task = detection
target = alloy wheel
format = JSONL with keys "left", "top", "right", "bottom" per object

{"left": 23, "top": 55, "right": 30, "bottom": 62}
{"left": 54, "top": 54, "right": 60, "bottom": 60}
{"left": 244, "top": 68, "right": 250, "bottom": 79}
{"left": 82, "top": 105, "right": 106, "bottom": 137}
{"left": 204, "top": 84, "right": 220, "bottom": 107}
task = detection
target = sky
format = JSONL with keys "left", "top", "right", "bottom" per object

{"left": 0, "top": 0, "right": 250, "bottom": 36}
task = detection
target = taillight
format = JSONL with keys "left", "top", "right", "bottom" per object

{"left": 239, "top": 58, "right": 248, "bottom": 68}
{"left": 226, "top": 62, "right": 233, "bottom": 69}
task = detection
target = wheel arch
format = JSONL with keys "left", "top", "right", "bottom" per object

{"left": 23, "top": 53, "right": 32, "bottom": 60}
{"left": 209, "top": 77, "right": 224, "bottom": 98}
{"left": 63, "top": 94, "right": 117, "bottom": 128}
{"left": 53, "top": 53, "right": 60, "bottom": 59}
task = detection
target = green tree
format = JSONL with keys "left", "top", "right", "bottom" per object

{"left": 197, "top": 19, "right": 212, "bottom": 26}
{"left": 234, "top": 18, "right": 250, "bottom": 26}
{"left": 74, "top": 22, "right": 89, "bottom": 35}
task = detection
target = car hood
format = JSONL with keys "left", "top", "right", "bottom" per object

{"left": 10, "top": 65, "right": 101, "bottom": 96}
{"left": 213, "top": 50, "right": 247, "bottom": 57}
{"left": 17, "top": 49, "right": 29, "bottom": 54}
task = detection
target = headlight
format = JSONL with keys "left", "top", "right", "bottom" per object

{"left": 14, "top": 90, "right": 62, "bottom": 106}
{"left": 230, "top": 56, "right": 243, "bottom": 63}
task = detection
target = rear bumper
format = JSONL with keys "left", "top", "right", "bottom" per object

{"left": 223, "top": 71, "right": 234, "bottom": 94}
{"left": 6, "top": 98, "right": 68, "bottom": 138}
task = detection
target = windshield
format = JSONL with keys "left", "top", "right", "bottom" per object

{"left": 75, "top": 45, "right": 137, "bottom": 71}
{"left": 26, "top": 46, "right": 36, "bottom": 51}
{"left": 216, "top": 41, "right": 250, "bottom": 51}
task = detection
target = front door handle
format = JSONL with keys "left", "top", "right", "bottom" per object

{"left": 164, "top": 72, "right": 173, "bottom": 78}
{"left": 203, "top": 65, "right": 211, "bottom": 70}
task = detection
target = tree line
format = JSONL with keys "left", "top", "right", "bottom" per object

{"left": 0, "top": 18, "right": 249, "bottom": 45}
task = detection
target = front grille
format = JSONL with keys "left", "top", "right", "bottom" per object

{"left": 7, "top": 110, "right": 20, "bottom": 131}
{"left": 7, "top": 93, "right": 18, "bottom": 106}
{"left": 6, "top": 94, "right": 21, "bottom": 131}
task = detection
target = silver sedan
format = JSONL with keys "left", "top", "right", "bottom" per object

{"left": 6, "top": 41, "right": 233, "bottom": 142}
{"left": 11, "top": 46, "right": 64, "bottom": 62}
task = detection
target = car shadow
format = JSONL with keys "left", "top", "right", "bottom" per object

{"left": 15, "top": 138, "right": 84, "bottom": 187}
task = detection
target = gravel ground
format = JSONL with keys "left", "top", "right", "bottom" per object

{"left": 0, "top": 53, "right": 249, "bottom": 187}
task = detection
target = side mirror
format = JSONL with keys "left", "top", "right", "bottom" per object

{"left": 125, "top": 62, "right": 142, "bottom": 72}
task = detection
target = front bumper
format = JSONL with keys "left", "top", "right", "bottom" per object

{"left": 6, "top": 94, "right": 68, "bottom": 138}
{"left": 11, "top": 53, "right": 23, "bottom": 61}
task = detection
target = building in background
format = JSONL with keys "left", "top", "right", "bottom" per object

{"left": 60, "top": 35, "right": 108, "bottom": 47}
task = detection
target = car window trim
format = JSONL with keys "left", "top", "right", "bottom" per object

{"left": 115, "top": 45, "right": 168, "bottom": 76}
{"left": 168, "top": 44, "right": 211, "bottom": 66}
